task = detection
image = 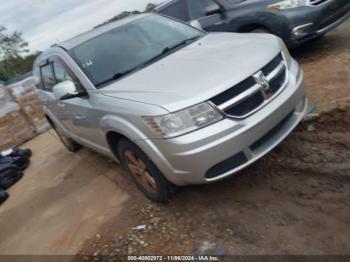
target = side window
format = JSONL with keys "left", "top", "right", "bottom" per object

{"left": 187, "top": 0, "right": 218, "bottom": 20}
{"left": 52, "top": 60, "right": 73, "bottom": 84}
{"left": 40, "top": 63, "right": 55, "bottom": 92}
{"left": 159, "top": 0, "right": 189, "bottom": 22}
{"left": 52, "top": 57, "right": 84, "bottom": 92}
{"left": 33, "top": 66, "right": 43, "bottom": 90}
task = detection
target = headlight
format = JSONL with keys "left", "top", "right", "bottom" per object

{"left": 280, "top": 40, "right": 292, "bottom": 68}
{"left": 143, "top": 102, "right": 223, "bottom": 138}
{"left": 268, "top": 0, "right": 306, "bottom": 10}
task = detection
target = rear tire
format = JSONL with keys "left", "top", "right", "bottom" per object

{"left": 51, "top": 123, "right": 81, "bottom": 152}
{"left": 117, "top": 138, "right": 175, "bottom": 203}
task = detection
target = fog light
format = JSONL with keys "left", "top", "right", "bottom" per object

{"left": 292, "top": 23, "right": 313, "bottom": 38}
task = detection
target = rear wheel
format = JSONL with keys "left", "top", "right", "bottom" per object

{"left": 52, "top": 123, "right": 81, "bottom": 152}
{"left": 117, "top": 138, "right": 175, "bottom": 203}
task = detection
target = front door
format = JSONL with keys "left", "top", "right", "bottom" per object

{"left": 50, "top": 56, "right": 106, "bottom": 149}
{"left": 37, "top": 60, "right": 64, "bottom": 129}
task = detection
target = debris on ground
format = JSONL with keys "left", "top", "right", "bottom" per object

{"left": 132, "top": 225, "right": 146, "bottom": 231}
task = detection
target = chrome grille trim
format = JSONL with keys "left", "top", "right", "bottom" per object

{"left": 217, "top": 83, "right": 261, "bottom": 111}
{"left": 212, "top": 53, "right": 288, "bottom": 119}
{"left": 266, "top": 62, "right": 285, "bottom": 82}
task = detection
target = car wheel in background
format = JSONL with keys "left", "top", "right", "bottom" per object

{"left": 251, "top": 28, "right": 271, "bottom": 34}
{"left": 117, "top": 138, "right": 175, "bottom": 203}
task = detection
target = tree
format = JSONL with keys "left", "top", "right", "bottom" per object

{"left": 0, "top": 26, "right": 31, "bottom": 81}
{"left": 95, "top": 2, "right": 158, "bottom": 28}
{"left": 0, "top": 26, "right": 29, "bottom": 58}
{"left": 145, "top": 3, "right": 157, "bottom": 12}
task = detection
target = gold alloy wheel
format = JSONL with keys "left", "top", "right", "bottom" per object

{"left": 123, "top": 150, "right": 157, "bottom": 193}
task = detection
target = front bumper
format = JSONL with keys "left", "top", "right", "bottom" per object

{"left": 282, "top": 0, "right": 350, "bottom": 46}
{"left": 137, "top": 59, "right": 307, "bottom": 186}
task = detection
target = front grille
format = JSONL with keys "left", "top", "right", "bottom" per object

{"left": 308, "top": 0, "right": 329, "bottom": 6}
{"left": 269, "top": 67, "right": 286, "bottom": 93}
{"left": 211, "top": 53, "right": 286, "bottom": 118}
{"left": 225, "top": 92, "right": 265, "bottom": 117}
{"left": 211, "top": 77, "right": 256, "bottom": 106}
{"left": 262, "top": 54, "right": 283, "bottom": 76}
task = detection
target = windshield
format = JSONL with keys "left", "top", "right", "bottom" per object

{"left": 71, "top": 15, "right": 204, "bottom": 88}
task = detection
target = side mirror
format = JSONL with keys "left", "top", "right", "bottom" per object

{"left": 53, "top": 80, "right": 80, "bottom": 100}
{"left": 205, "top": 3, "right": 221, "bottom": 16}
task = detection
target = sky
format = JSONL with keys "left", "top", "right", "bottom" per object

{"left": 1, "top": 0, "right": 164, "bottom": 52}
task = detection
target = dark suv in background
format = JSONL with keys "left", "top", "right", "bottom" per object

{"left": 155, "top": 0, "right": 350, "bottom": 47}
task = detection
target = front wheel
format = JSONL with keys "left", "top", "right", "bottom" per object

{"left": 117, "top": 139, "right": 175, "bottom": 203}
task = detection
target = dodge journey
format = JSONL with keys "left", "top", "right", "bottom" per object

{"left": 34, "top": 14, "right": 308, "bottom": 202}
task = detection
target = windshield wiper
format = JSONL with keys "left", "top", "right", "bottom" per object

{"left": 96, "top": 68, "right": 135, "bottom": 87}
{"left": 161, "top": 36, "right": 199, "bottom": 55}
{"left": 112, "top": 68, "right": 135, "bottom": 80}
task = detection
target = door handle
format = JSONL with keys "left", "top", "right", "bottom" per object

{"left": 57, "top": 102, "right": 66, "bottom": 108}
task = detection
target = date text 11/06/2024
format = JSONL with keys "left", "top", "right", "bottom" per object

{"left": 127, "top": 255, "right": 221, "bottom": 261}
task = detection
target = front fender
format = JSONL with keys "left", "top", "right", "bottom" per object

{"left": 99, "top": 114, "right": 185, "bottom": 184}
{"left": 230, "top": 12, "right": 290, "bottom": 40}
{"left": 99, "top": 114, "right": 154, "bottom": 142}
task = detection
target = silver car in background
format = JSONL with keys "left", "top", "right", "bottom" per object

{"left": 33, "top": 14, "right": 307, "bottom": 202}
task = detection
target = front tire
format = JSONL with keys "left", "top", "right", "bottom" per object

{"left": 117, "top": 139, "right": 174, "bottom": 203}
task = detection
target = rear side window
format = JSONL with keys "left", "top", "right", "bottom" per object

{"left": 159, "top": 0, "right": 189, "bottom": 21}
{"left": 40, "top": 63, "right": 55, "bottom": 92}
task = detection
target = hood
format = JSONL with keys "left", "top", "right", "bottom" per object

{"left": 99, "top": 32, "right": 282, "bottom": 112}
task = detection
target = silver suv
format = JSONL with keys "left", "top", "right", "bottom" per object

{"left": 33, "top": 14, "right": 307, "bottom": 202}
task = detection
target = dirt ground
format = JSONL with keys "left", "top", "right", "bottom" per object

{"left": 0, "top": 130, "right": 130, "bottom": 255}
{"left": 292, "top": 20, "right": 350, "bottom": 112}
{"left": 0, "top": 21, "right": 349, "bottom": 257}
{"left": 78, "top": 103, "right": 350, "bottom": 257}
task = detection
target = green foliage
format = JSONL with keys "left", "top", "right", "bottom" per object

{"left": 0, "top": 26, "right": 29, "bottom": 58}
{"left": 0, "top": 26, "right": 37, "bottom": 82}
{"left": 145, "top": 3, "right": 157, "bottom": 12}
{"left": 0, "top": 53, "right": 38, "bottom": 81}
{"left": 95, "top": 3, "right": 157, "bottom": 28}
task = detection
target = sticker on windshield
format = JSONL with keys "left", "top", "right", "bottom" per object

{"left": 82, "top": 60, "right": 93, "bottom": 68}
